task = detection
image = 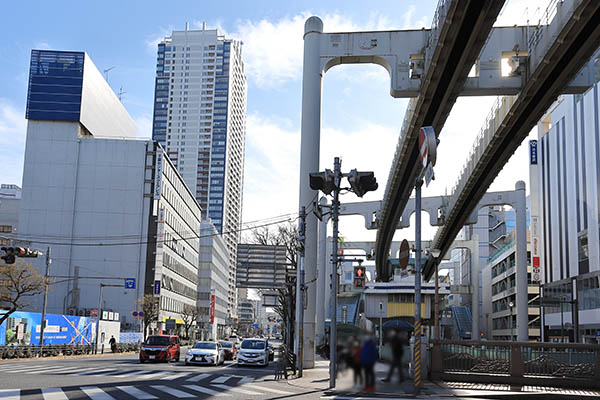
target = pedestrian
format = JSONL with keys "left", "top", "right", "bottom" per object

{"left": 350, "top": 338, "right": 363, "bottom": 389}
{"left": 360, "top": 335, "right": 378, "bottom": 392}
{"left": 109, "top": 335, "right": 117, "bottom": 353}
{"left": 382, "top": 329, "right": 406, "bottom": 383}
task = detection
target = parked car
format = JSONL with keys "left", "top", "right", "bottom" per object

{"left": 237, "top": 338, "right": 269, "bottom": 367}
{"left": 219, "top": 341, "right": 237, "bottom": 360}
{"left": 185, "top": 341, "right": 225, "bottom": 366}
{"left": 139, "top": 335, "right": 180, "bottom": 363}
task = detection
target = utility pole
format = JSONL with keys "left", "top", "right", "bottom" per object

{"left": 94, "top": 283, "right": 122, "bottom": 353}
{"left": 39, "top": 247, "right": 51, "bottom": 346}
{"left": 329, "top": 156, "right": 341, "bottom": 389}
{"left": 413, "top": 178, "right": 423, "bottom": 394}
{"left": 297, "top": 206, "right": 306, "bottom": 377}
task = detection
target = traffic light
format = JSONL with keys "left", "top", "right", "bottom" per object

{"left": 309, "top": 169, "right": 336, "bottom": 195}
{"left": 0, "top": 247, "right": 41, "bottom": 264}
{"left": 347, "top": 169, "right": 378, "bottom": 197}
{"left": 354, "top": 265, "right": 366, "bottom": 288}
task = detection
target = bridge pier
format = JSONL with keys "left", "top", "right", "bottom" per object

{"left": 296, "top": 16, "right": 324, "bottom": 369}
{"left": 515, "top": 181, "right": 528, "bottom": 341}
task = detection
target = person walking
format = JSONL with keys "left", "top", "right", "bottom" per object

{"left": 109, "top": 335, "right": 117, "bottom": 353}
{"left": 350, "top": 338, "right": 363, "bottom": 389}
{"left": 382, "top": 329, "right": 406, "bottom": 383}
{"left": 360, "top": 335, "right": 378, "bottom": 392}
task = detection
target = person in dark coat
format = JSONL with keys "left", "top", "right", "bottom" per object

{"left": 360, "top": 335, "right": 378, "bottom": 392}
{"left": 382, "top": 329, "right": 406, "bottom": 383}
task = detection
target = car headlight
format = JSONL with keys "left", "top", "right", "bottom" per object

{"left": 187, "top": 350, "right": 192, "bottom": 355}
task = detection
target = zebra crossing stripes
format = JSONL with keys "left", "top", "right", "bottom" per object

{"left": 80, "top": 386, "right": 116, "bottom": 400}
{"left": 185, "top": 373, "right": 210, "bottom": 382}
{"left": 41, "top": 387, "right": 69, "bottom": 400}
{"left": 150, "top": 385, "right": 195, "bottom": 398}
{"left": 115, "top": 386, "right": 157, "bottom": 399}
{"left": 210, "top": 375, "right": 233, "bottom": 384}
{"left": 211, "top": 384, "right": 263, "bottom": 396}
{"left": 181, "top": 385, "right": 228, "bottom": 397}
{"left": 0, "top": 389, "right": 19, "bottom": 400}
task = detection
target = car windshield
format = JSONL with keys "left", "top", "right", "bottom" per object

{"left": 241, "top": 340, "right": 265, "bottom": 350}
{"left": 219, "top": 342, "right": 233, "bottom": 348}
{"left": 193, "top": 342, "right": 217, "bottom": 349}
{"left": 146, "top": 336, "right": 170, "bottom": 346}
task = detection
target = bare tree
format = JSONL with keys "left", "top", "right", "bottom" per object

{"left": 180, "top": 304, "right": 199, "bottom": 340}
{"left": 137, "top": 294, "right": 159, "bottom": 341}
{"left": 251, "top": 222, "right": 297, "bottom": 347}
{"left": 0, "top": 259, "right": 46, "bottom": 327}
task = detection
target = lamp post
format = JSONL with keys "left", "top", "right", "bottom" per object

{"left": 508, "top": 301, "right": 514, "bottom": 340}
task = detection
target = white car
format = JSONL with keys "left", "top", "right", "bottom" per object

{"left": 237, "top": 338, "right": 269, "bottom": 367}
{"left": 185, "top": 341, "right": 225, "bottom": 366}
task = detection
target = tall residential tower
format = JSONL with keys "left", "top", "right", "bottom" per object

{"left": 152, "top": 25, "right": 247, "bottom": 317}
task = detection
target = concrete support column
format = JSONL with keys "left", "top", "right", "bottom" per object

{"left": 316, "top": 197, "right": 328, "bottom": 346}
{"left": 297, "top": 16, "right": 323, "bottom": 369}
{"left": 471, "top": 235, "right": 480, "bottom": 340}
{"left": 515, "top": 181, "right": 528, "bottom": 342}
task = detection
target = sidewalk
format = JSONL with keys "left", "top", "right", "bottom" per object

{"left": 281, "top": 358, "right": 600, "bottom": 398}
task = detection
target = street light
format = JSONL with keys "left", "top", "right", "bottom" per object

{"left": 508, "top": 301, "right": 514, "bottom": 340}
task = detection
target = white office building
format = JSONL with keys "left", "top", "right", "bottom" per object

{"left": 19, "top": 50, "right": 201, "bottom": 333}
{"left": 198, "top": 219, "right": 230, "bottom": 340}
{"left": 530, "top": 75, "right": 600, "bottom": 343}
{"left": 152, "top": 25, "right": 247, "bottom": 318}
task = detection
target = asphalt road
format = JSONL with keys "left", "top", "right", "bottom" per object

{"left": 0, "top": 348, "right": 326, "bottom": 399}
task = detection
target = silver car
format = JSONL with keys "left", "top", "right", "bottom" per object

{"left": 237, "top": 338, "right": 269, "bottom": 367}
{"left": 185, "top": 341, "right": 225, "bottom": 366}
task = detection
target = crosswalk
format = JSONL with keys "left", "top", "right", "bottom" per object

{"left": 0, "top": 380, "right": 301, "bottom": 399}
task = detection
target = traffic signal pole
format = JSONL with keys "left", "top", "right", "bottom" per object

{"left": 297, "top": 206, "right": 306, "bottom": 377}
{"left": 39, "top": 247, "right": 51, "bottom": 346}
{"left": 329, "top": 157, "right": 341, "bottom": 389}
{"left": 413, "top": 179, "right": 423, "bottom": 393}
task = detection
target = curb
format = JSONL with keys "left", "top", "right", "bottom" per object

{"left": 0, "top": 351, "right": 137, "bottom": 363}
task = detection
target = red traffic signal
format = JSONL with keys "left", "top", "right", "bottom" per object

{"left": 354, "top": 266, "right": 366, "bottom": 288}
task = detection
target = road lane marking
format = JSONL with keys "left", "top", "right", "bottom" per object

{"left": 41, "top": 387, "right": 69, "bottom": 400}
{"left": 80, "top": 386, "right": 116, "bottom": 400}
{"left": 136, "top": 371, "right": 166, "bottom": 380}
{"left": 27, "top": 366, "right": 80, "bottom": 374}
{"left": 243, "top": 384, "right": 292, "bottom": 395}
{"left": 5, "top": 365, "right": 51, "bottom": 373}
{"left": 75, "top": 368, "right": 115, "bottom": 375}
{"left": 211, "top": 384, "right": 263, "bottom": 395}
{"left": 211, "top": 375, "right": 232, "bottom": 384}
{"left": 160, "top": 372, "right": 191, "bottom": 381}
{"left": 183, "top": 385, "right": 229, "bottom": 397}
{"left": 150, "top": 385, "right": 195, "bottom": 398}
{"left": 110, "top": 370, "right": 153, "bottom": 378}
{"left": 0, "top": 389, "right": 20, "bottom": 400}
{"left": 239, "top": 376, "right": 254, "bottom": 384}
{"left": 115, "top": 386, "right": 157, "bottom": 399}
{"left": 185, "top": 373, "right": 211, "bottom": 382}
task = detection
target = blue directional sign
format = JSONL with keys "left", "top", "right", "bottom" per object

{"left": 124, "top": 278, "right": 136, "bottom": 289}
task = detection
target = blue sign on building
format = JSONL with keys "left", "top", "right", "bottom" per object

{"left": 124, "top": 278, "right": 136, "bottom": 289}
{"left": 529, "top": 140, "right": 538, "bottom": 165}
{"left": 154, "top": 280, "right": 161, "bottom": 296}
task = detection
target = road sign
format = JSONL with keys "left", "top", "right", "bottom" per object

{"left": 124, "top": 278, "right": 136, "bottom": 289}
{"left": 139, "top": 311, "right": 144, "bottom": 318}
{"left": 210, "top": 295, "right": 216, "bottom": 324}
{"left": 132, "top": 311, "right": 138, "bottom": 318}
{"left": 418, "top": 126, "right": 437, "bottom": 169}
{"left": 90, "top": 309, "right": 98, "bottom": 317}
{"left": 153, "top": 280, "right": 161, "bottom": 297}
{"left": 166, "top": 318, "right": 176, "bottom": 331}
{"left": 399, "top": 239, "right": 410, "bottom": 270}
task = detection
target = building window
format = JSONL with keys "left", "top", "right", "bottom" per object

{"left": 578, "top": 232, "right": 589, "bottom": 275}
{"left": 0, "top": 225, "right": 12, "bottom": 233}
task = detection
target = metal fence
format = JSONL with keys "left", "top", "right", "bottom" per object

{"left": 431, "top": 340, "right": 600, "bottom": 388}
{"left": 0, "top": 343, "right": 140, "bottom": 359}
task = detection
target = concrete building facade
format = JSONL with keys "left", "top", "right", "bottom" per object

{"left": 0, "top": 185, "right": 21, "bottom": 247}
{"left": 198, "top": 219, "right": 229, "bottom": 340}
{"left": 531, "top": 77, "right": 600, "bottom": 343}
{"left": 152, "top": 26, "right": 247, "bottom": 318}
{"left": 19, "top": 50, "right": 201, "bottom": 333}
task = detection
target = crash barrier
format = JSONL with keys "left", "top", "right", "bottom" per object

{"left": 430, "top": 339, "right": 600, "bottom": 389}
{"left": 0, "top": 343, "right": 140, "bottom": 359}
{"left": 275, "top": 345, "right": 297, "bottom": 380}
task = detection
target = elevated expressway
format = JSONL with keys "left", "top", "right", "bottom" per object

{"left": 375, "top": 0, "right": 506, "bottom": 280}
{"left": 377, "top": 0, "right": 600, "bottom": 282}
{"left": 422, "top": 0, "right": 600, "bottom": 282}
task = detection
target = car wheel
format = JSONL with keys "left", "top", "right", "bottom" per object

{"left": 139, "top": 359, "right": 145, "bottom": 364}
{"left": 176, "top": 353, "right": 180, "bottom": 362}
{"left": 185, "top": 361, "right": 190, "bottom": 366}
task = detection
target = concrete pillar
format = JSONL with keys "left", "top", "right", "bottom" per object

{"left": 515, "top": 181, "right": 528, "bottom": 341}
{"left": 471, "top": 235, "right": 480, "bottom": 340}
{"left": 297, "top": 16, "right": 323, "bottom": 369}
{"left": 316, "top": 197, "right": 328, "bottom": 346}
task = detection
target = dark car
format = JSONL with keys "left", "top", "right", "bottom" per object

{"left": 267, "top": 343, "right": 274, "bottom": 361}
{"left": 219, "top": 341, "right": 237, "bottom": 360}
{"left": 139, "top": 335, "right": 180, "bottom": 363}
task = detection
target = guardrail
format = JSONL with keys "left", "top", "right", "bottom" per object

{"left": 431, "top": 340, "right": 600, "bottom": 389}
{"left": 0, "top": 343, "right": 140, "bottom": 359}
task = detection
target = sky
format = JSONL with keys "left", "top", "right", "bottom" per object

{"left": 0, "top": 0, "right": 550, "bottom": 246}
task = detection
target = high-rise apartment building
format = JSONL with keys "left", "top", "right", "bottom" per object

{"left": 152, "top": 25, "right": 247, "bottom": 317}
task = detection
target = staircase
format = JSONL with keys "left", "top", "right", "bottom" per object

{"left": 451, "top": 306, "right": 472, "bottom": 339}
